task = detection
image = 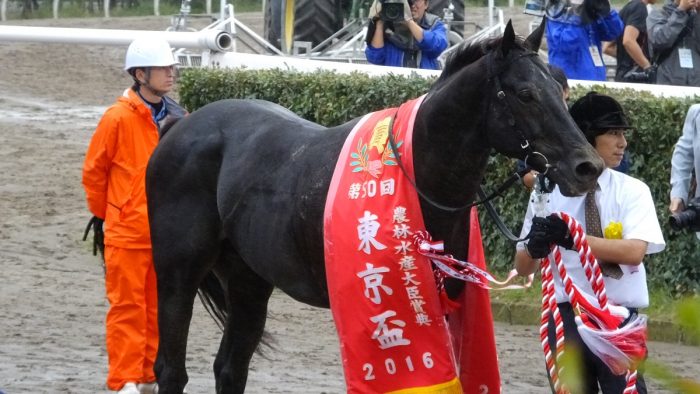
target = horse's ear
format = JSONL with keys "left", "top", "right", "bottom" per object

{"left": 501, "top": 20, "right": 516, "bottom": 57}
{"left": 524, "top": 17, "right": 546, "bottom": 51}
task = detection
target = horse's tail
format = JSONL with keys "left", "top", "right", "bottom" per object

{"left": 197, "top": 271, "right": 276, "bottom": 355}
{"left": 197, "top": 271, "right": 228, "bottom": 331}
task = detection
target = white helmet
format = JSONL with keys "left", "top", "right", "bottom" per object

{"left": 124, "top": 37, "right": 178, "bottom": 71}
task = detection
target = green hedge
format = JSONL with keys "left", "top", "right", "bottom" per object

{"left": 179, "top": 68, "right": 700, "bottom": 296}
{"left": 179, "top": 68, "right": 432, "bottom": 125}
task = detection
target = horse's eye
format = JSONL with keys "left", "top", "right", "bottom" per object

{"left": 517, "top": 89, "right": 534, "bottom": 102}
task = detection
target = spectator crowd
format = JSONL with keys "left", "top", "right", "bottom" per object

{"left": 362, "top": 0, "right": 700, "bottom": 86}
{"left": 543, "top": 0, "right": 700, "bottom": 85}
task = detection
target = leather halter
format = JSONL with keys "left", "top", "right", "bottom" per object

{"left": 388, "top": 124, "right": 531, "bottom": 214}
{"left": 486, "top": 50, "right": 553, "bottom": 175}
{"left": 388, "top": 48, "right": 551, "bottom": 214}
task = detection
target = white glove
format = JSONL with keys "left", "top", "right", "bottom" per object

{"left": 368, "top": 0, "right": 382, "bottom": 20}
{"left": 402, "top": 0, "right": 413, "bottom": 21}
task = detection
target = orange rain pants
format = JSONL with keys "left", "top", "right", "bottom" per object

{"left": 104, "top": 246, "right": 158, "bottom": 390}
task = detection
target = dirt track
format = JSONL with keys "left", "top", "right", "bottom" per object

{"left": 0, "top": 11, "right": 698, "bottom": 394}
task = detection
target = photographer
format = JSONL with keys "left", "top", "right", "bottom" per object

{"left": 647, "top": 0, "right": 700, "bottom": 86}
{"left": 365, "top": 0, "right": 448, "bottom": 69}
{"left": 670, "top": 104, "right": 700, "bottom": 232}
{"left": 545, "top": 0, "right": 624, "bottom": 80}
{"left": 614, "top": 0, "right": 656, "bottom": 83}
{"left": 514, "top": 93, "right": 665, "bottom": 393}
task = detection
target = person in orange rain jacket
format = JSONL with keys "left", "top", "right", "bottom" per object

{"left": 82, "top": 37, "right": 186, "bottom": 394}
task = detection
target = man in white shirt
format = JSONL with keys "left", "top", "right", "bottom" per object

{"left": 514, "top": 92, "right": 665, "bottom": 393}
{"left": 670, "top": 104, "right": 700, "bottom": 226}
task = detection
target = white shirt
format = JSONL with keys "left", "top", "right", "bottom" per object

{"left": 670, "top": 104, "right": 700, "bottom": 239}
{"left": 517, "top": 168, "right": 666, "bottom": 308}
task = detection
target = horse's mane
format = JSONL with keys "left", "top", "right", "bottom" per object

{"left": 433, "top": 34, "right": 529, "bottom": 88}
{"left": 160, "top": 117, "right": 181, "bottom": 137}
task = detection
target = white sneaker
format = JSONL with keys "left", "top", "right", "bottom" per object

{"left": 117, "top": 382, "right": 140, "bottom": 394}
{"left": 138, "top": 382, "right": 158, "bottom": 394}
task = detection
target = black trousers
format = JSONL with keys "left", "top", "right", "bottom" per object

{"left": 546, "top": 302, "right": 647, "bottom": 394}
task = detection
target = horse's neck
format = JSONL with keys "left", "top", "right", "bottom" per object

{"left": 406, "top": 75, "right": 491, "bottom": 259}
{"left": 411, "top": 72, "right": 491, "bottom": 210}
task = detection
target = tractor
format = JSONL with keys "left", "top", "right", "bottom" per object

{"left": 262, "top": 0, "right": 466, "bottom": 55}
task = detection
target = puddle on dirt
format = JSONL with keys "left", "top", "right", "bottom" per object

{"left": 0, "top": 96, "right": 105, "bottom": 125}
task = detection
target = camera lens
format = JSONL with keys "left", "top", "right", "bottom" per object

{"left": 669, "top": 210, "right": 697, "bottom": 231}
{"left": 381, "top": 2, "right": 403, "bottom": 21}
{"left": 382, "top": 3, "right": 403, "bottom": 21}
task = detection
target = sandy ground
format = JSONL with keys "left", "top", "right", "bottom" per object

{"left": 0, "top": 10, "right": 698, "bottom": 394}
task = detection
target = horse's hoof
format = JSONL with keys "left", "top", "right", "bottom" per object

{"left": 138, "top": 382, "right": 158, "bottom": 394}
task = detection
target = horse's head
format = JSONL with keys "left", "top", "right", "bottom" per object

{"left": 429, "top": 20, "right": 603, "bottom": 196}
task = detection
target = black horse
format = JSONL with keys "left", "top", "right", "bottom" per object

{"left": 146, "top": 21, "right": 604, "bottom": 393}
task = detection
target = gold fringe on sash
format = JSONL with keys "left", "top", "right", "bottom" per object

{"left": 386, "top": 377, "right": 462, "bottom": 394}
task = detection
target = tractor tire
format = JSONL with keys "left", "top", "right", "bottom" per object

{"left": 429, "top": 0, "right": 465, "bottom": 38}
{"left": 263, "top": 0, "right": 344, "bottom": 53}
{"left": 293, "top": 0, "right": 344, "bottom": 49}
{"left": 264, "top": 0, "right": 283, "bottom": 50}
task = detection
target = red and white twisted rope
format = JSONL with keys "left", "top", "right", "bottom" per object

{"left": 540, "top": 252, "right": 567, "bottom": 393}
{"left": 565, "top": 212, "right": 608, "bottom": 309}
{"left": 540, "top": 212, "right": 639, "bottom": 394}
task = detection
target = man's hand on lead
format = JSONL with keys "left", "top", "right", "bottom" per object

{"left": 525, "top": 214, "right": 574, "bottom": 258}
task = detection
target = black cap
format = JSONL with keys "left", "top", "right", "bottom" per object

{"left": 569, "top": 92, "right": 634, "bottom": 144}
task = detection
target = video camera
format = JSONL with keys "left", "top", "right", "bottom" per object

{"left": 380, "top": 0, "right": 414, "bottom": 22}
{"left": 622, "top": 65, "right": 657, "bottom": 84}
{"left": 669, "top": 197, "right": 700, "bottom": 232}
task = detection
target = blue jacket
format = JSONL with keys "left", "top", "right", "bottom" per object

{"left": 365, "top": 15, "right": 448, "bottom": 70}
{"left": 546, "top": 10, "right": 624, "bottom": 81}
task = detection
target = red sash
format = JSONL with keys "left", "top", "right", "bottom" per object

{"left": 448, "top": 207, "right": 501, "bottom": 393}
{"left": 324, "top": 96, "right": 461, "bottom": 393}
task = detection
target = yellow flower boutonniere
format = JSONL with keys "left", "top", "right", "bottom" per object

{"left": 604, "top": 221, "right": 623, "bottom": 239}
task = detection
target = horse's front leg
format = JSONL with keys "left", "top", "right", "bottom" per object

{"left": 213, "top": 248, "right": 274, "bottom": 394}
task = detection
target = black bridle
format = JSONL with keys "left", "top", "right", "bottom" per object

{"left": 486, "top": 50, "right": 554, "bottom": 174}
{"left": 388, "top": 123, "right": 531, "bottom": 215}
{"left": 386, "top": 48, "right": 556, "bottom": 240}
